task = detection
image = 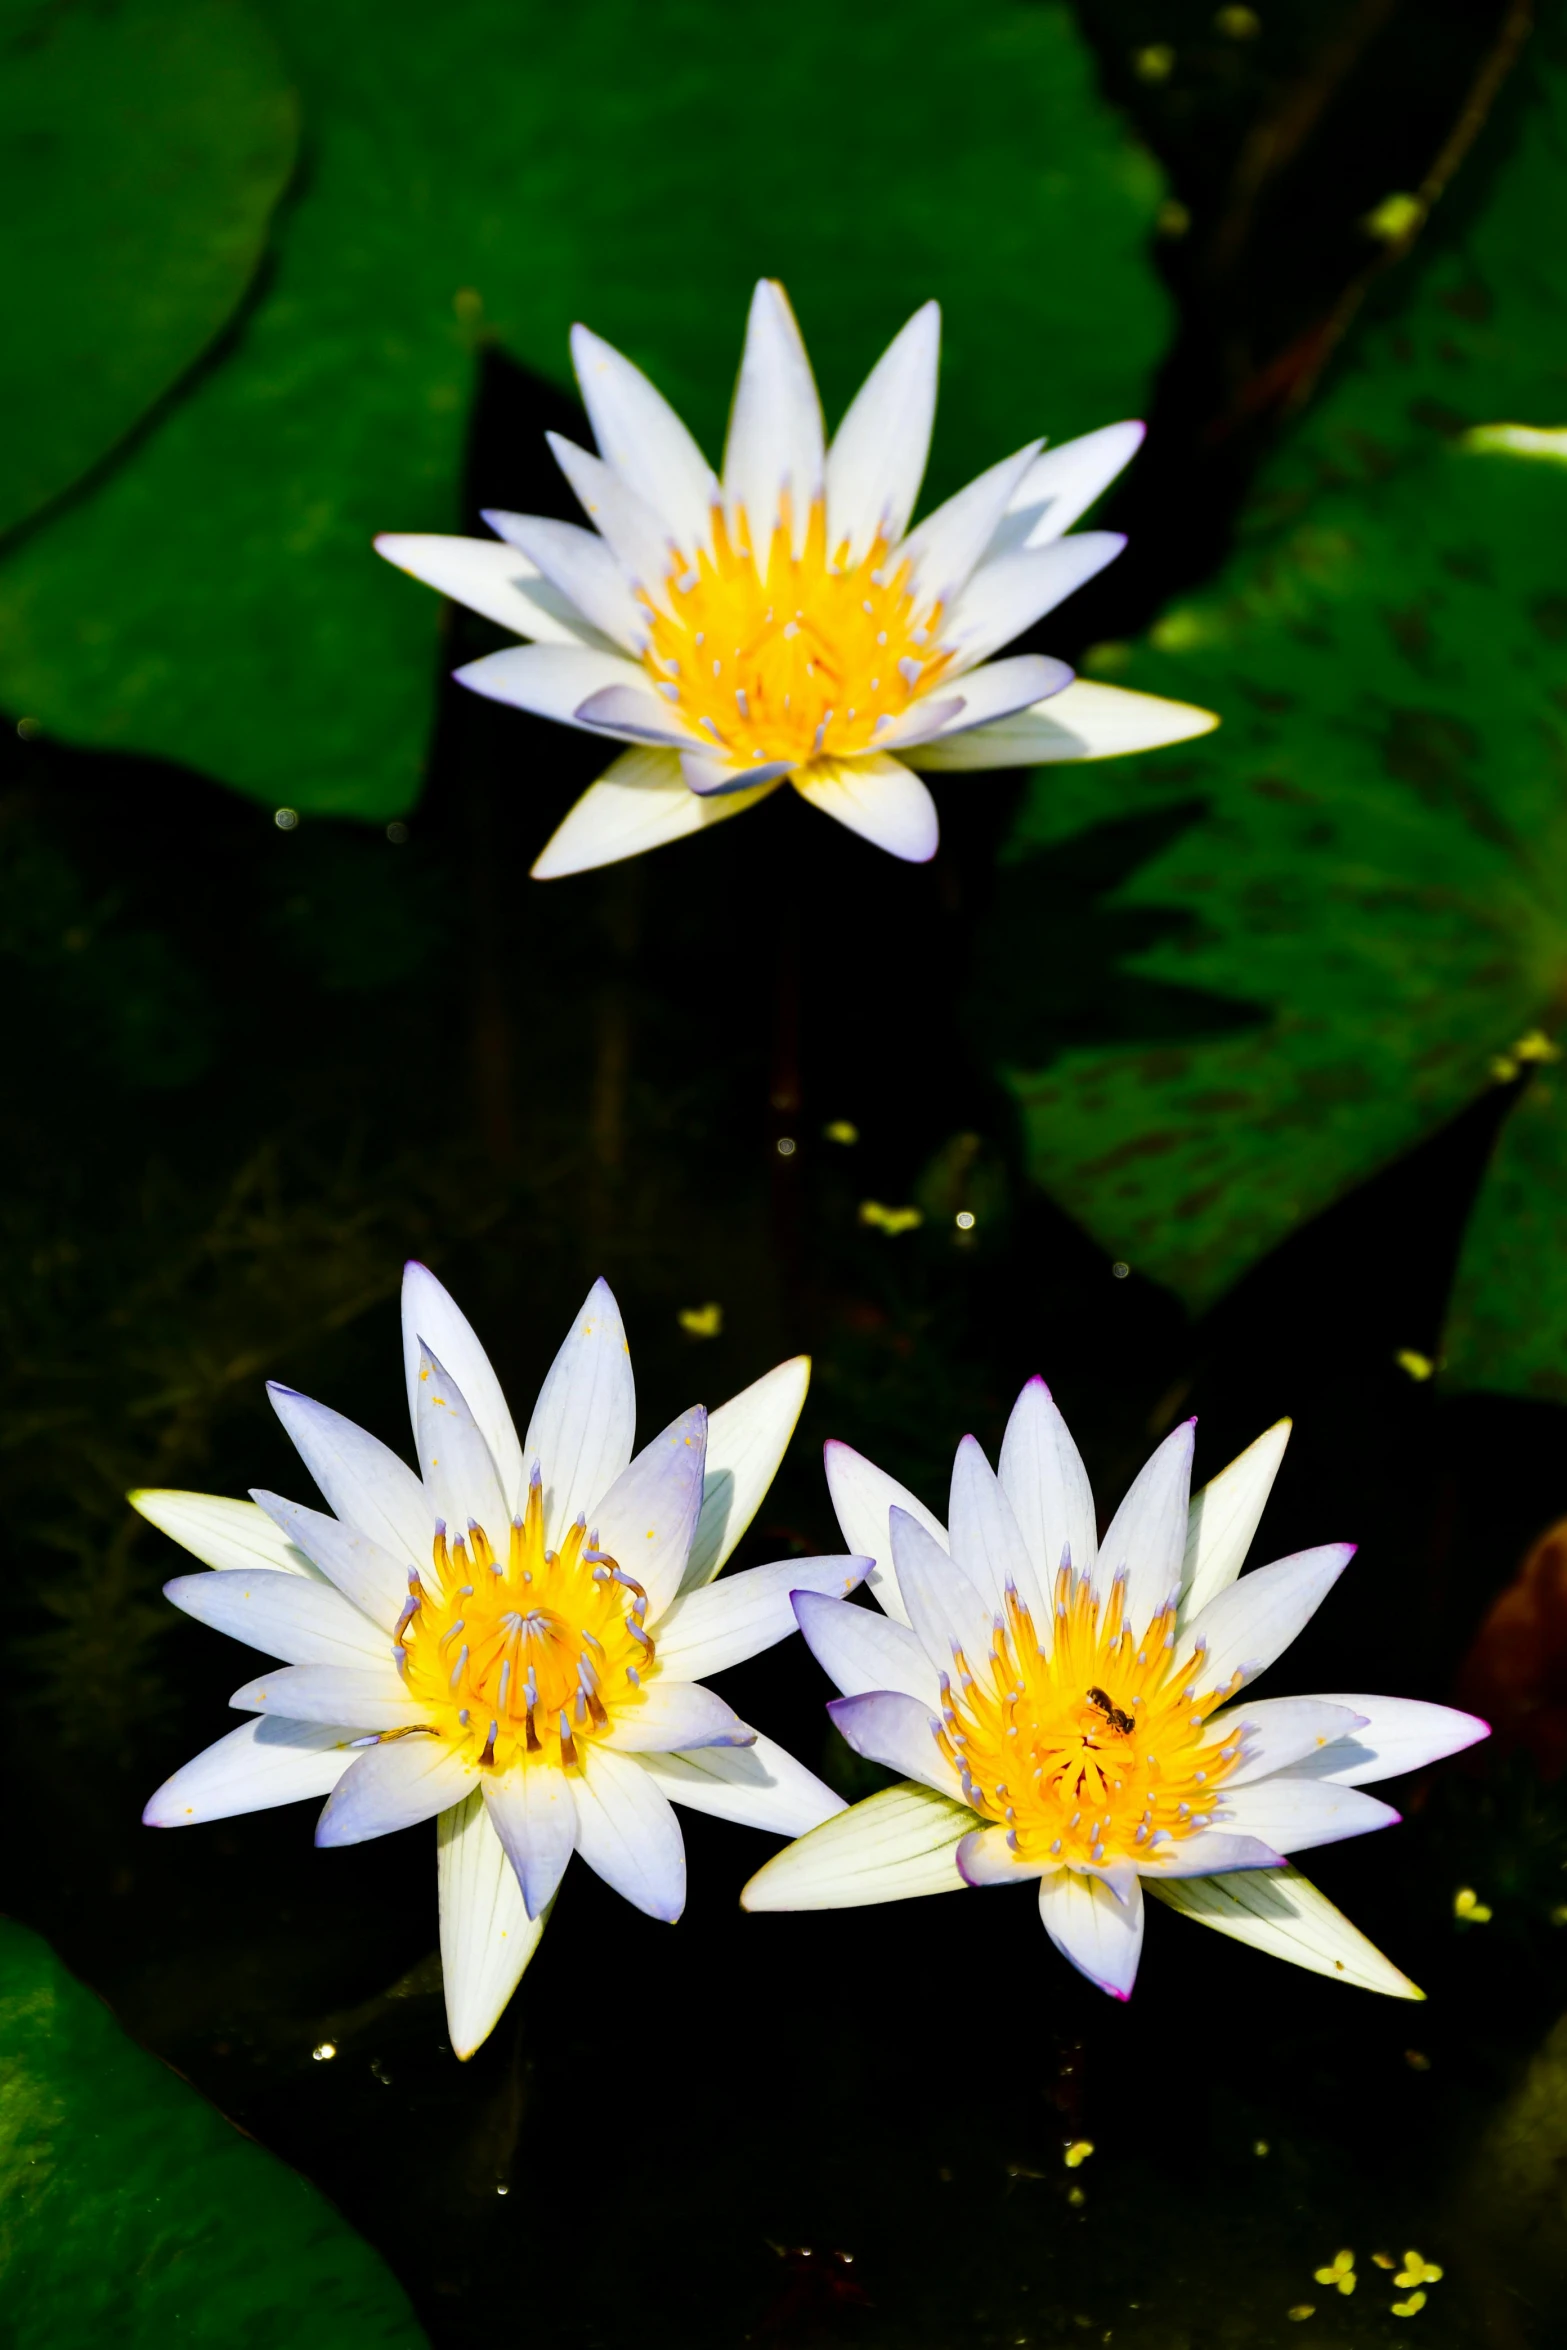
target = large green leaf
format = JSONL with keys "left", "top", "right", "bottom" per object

{"left": 0, "top": 1917, "right": 427, "bottom": 2346}
{"left": 0, "top": 0, "right": 298, "bottom": 539}
{"left": 986, "top": 33, "right": 1567, "bottom": 1397}
{"left": 0, "top": 0, "right": 1170, "bottom": 818}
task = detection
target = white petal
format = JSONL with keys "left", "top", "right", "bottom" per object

{"left": 571, "top": 1745, "right": 686, "bottom": 1920}
{"left": 680, "top": 747, "right": 798, "bottom": 796}
{"left": 1186, "top": 1544, "right": 1356, "bottom": 1694}
{"left": 229, "top": 1660, "right": 422, "bottom": 1729}
{"left": 947, "top": 1433, "right": 1047, "bottom": 1619}
{"left": 574, "top": 682, "right": 702, "bottom": 747}
{"left": 481, "top": 1764, "right": 577, "bottom": 1918}
{"left": 523, "top": 1277, "right": 636, "bottom": 1548}
{"left": 823, "top": 1440, "right": 947, "bottom": 1627}
{"left": 1146, "top": 1861, "right": 1423, "bottom": 1998}
{"left": 1179, "top": 1418, "right": 1291, "bottom": 1625}
{"left": 249, "top": 1492, "right": 408, "bottom": 1629}
{"left": 591, "top": 1404, "right": 707, "bottom": 1624}
{"left": 413, "top": 1344, "right": 509, "bottom": 1548}
{"left": 1219, "top": 1778, "right": 1400, "bottom": 1853}
{"left": 130, "top": 1488, "right": 320, "bottom": 1579}
{"left": 682, "top": 1355, "right": 811, "bottom": 1591}
{"left": 480, "top": 512, "right": 647, "bottom": 651}
{"left": 1205, "top": 1695, "right": 1367, "bottom": 1785}
{"left": 603, "top": 1678, "right": 752, "bottom": 1752}
{"left": 1141, "top": 1828, "right": 1285, "bottom": 1876}
{"left": 943, "top": 535, "right": 1124, "bottom": 669}
{"left": 740, "top": 1780, "right": 972, "bottom": 1909}
{"left": 531, "top": 747, "right": 780, "bottom": 882}
{"left": 653, "top": 1553, "right": 868, "bottom": 1681}
{"left": 827, "top": 1690, "right": 958, "bottom": 1798}
{"left": 791, "top": 1589, "right": 939, "bottom": 1703}
{"left": 316, "top": 1737, "right": 476, "bottom": 1844}
{"left": 899, "top": 441, "right": 1044, "bottom": 607}
{"left": 905, "top": 678, "right": 1219, "bottom": 771}
{"left": 547, "top": 432, "right": 679, "bottom": 600}
{"left": 373, "top": 532, "right": 605, "bottom": 646}
{"left": 910, "top": 653, "right": 1072, "bottom": 733}
{"left": 792, "top": 754, "right": 938, "bottom": 863}
{"left": 1097, "top": 1419, "right": 1195, "bottom": 1630}
{"left": 401, "top": 1262, "right": 525, "bottom": 1508}
{"left": 142, "top": 1716, "right": 358, "bottom": 1827}
{"left": 570, "top": 323, "right": 719, "bottom": 550}
{"left": 438, "top": 1789, "right": 551, "bottom": 2059}
{"left": 868, "top": 695, "right": 968, "bottom": 753}
{"left": 1000, "top": 422, "right": 1146, "bottom": 547}
{"left": 453, "top": 641, "right": 649, "bottom": 733}
{"left": 266, "top": 1385, "right": 434, "bottom": 1570}
{"left": 956, "top": 1824, "right": 1053, "bottom": 1885}
{"left": 163, "top": 1568, "right": 391, "bottom": 1668}
{"left": 723, "top": 280, "right": 825, "bottom": 557}
{"left": 638, "top": 1732, "right": 843, "bottom": 1836}
{"left": 888, "top": 1508, "right": 996, "bottom": 1678}
{"left": 996, "top": 1376, "right": 1098, "bottom": 1594}
{"left": 825, "top": 301, "right": 940, "bottom": 563}
{"left": 1288, "top": 1693, "right": 1491, "bottom": 1785}
{"left": 1038, "top": 1867, "right": 1145, "bottom": 1999}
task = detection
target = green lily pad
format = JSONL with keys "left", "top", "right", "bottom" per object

{"left": 0, "top": 1917, "right": 427, "bottom": 2346}
{"left": 986, "top": 34, "right": 1567, "bottom": 1398}
{"left": 0, "top": 0, "right": 1170, "bottom": 818}
{"left": 0, "top": 0, "right": 298, "bottom": 540}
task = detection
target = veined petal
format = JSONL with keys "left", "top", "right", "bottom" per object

{"left": 653, "top": 1553, "right": 868, "bottom": 1681}
{"left": 229, "top": 1660, "right": 423, "bottom": 1729}
{"left": 266, "top": 1385, "right": 435, "bottom": 1570}
{"left": 547, "top": 432, "right": 680, "bottom": 600}
{"left": 637, "top": 1732, "right": 843, "bottom": 1837}
{"left": 1098, "top": 1418, "right": 1195, "bottom": 1628}
{"left": 1038, "top": 1867, "right": 1145, "bottom": 1999}
{"left": 948, "top": 1434, "right": 1047, "bottom": 1620}
{"left": 482, "top": 1764, "right": 577, "bottom": 1919}
{"left": 868, "top": 695, "right": 967, "bottom": 753}
{"left": 373, "top": 532, "right": 608, "bottom": 647}
{"left": 574, "top": 682, "right": 703, "bottom": 747}
{"left": 142, "top": 1716, "right": 359, "bottom": 1827}
{"left": 130, "top": 1488, "right": 320, "bottom": 1579}
{"left": 996, "top": 1377, "right": 1098, "bottom": 1594}
{"left": 1140, "top": 1828, "right": 1285, "bottom": 1877}
{"left": 943, "top": 535, "right": 1124, "bottom": 669}
{"left": 823, "top": 1439, "right": 947, "bottom": 1627}
{"left": 1290, "top": 1693, "right": 1490, "bottom": 1785}
{"left": 723, "top": 280, "right": 825, "bottom": 557}
{"left": 531, "top": 748, "right": 780, "bottom": 881}
{"left": 572, "top": 1744, "right": 686, "bottom": 1920}
{"left": 791, "top": 1589, "right": 939, "bottom": 1704}
{"left": 999, "top": 422, "right": 1145, "bottom": 547}
{"left": 825, "top": 300, "right": 940, "bottom": 563}
{"left": 400, "top": 1262, "right": 525, "bottom": 1513}
{"left": 1179, "top": 1419, "right": 1292, "bottom": 1624}
{"left": 1146, "top": 1860, "right": 1423, "bottom": 1998}
{"left": 679, "top": 747, "right": 797, "bottom": 796}
{"left": 602, "top": 1679, "right": 753, "bottom": 1753}
{"left": 453, "top": 642, "right": 648, "bottom": 732}
{"left": 899, "top": 440, "right": 1044, "bottom": 607}
{"left": 481, "top": 511, "right": 648, "bottom": 652}
{"left": 571, "top": 322, "right": 720, "bottom": 551}
{"left": 740, "top": 1780, "right": 972, "bottom": 1910}
{"left": 905, "top": 678, "right": 1219, "bottom": 771}
{"left": 956, "top": 1824, "right": 1053, "bottom": 1885}
{"left": 792, "top": 754, "right": 938, "bottom": 863}
{"left": 592, "top": 1404, "right": 707, "bottom": 1624}
{"left": 888, "top": 1509, "right": 996, "bottom": 1680}
{"left": 1186, "top": 1544, "right": 1355, "bottom": 1694}
{"left": 523, "top": 1277, "right": 636, "bottom": 1549}
{"left": 1204, "top": 1695, "right": 1367, "bottom": 1785}
{"left": 414, "top": 1345, "right": 509, "bottom": 1549}
{"left": 827, "top": 1690, "right": 958, "bottom": 1798}
{"left": 163, "top": 1568, "right": 392, "bottom": 1668}
{"left": 909, "top": 653, "right": 1072, "bottom": 734}
{"left": 1219, "top": 1778, "right": 1399, "bottom": 1853}
{"left": 438, "top": 1789, "right": 552, "bottom": 2060}
{"left": 250, "top": 1492, "right": 409, "bottom": 1630}
{"left": 682, "top": 1355, "right": 811, "bottom": 1591}
{"left": 316, "top": 1736, "right": 476, "bottom": 1845}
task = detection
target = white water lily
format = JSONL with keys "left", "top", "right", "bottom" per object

{"left": 140, "top": 1264, "right": 863, "bottom": 2057}
{"left": 377, "top": 281, "right": 1216, "bottom": 877}
{"left": 743, "top": 1384, "right": 1486, "bottom": 1999}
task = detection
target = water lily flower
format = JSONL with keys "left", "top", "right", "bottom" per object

{"left": 140, "top": 1265, "right": 862, "bottom": 2057}
{"left": 742, "top": 1383, "right": 1487, "bottom": 1998}
{"left": 377, "top": 281, "right": 1215, "bottom": 877}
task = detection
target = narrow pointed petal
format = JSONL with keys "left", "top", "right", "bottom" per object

{"left": 792, "top": 754, "right": 938, "bottom": 862}
{"left": 1098, "top": 1419, "right": 1195, "bottom": 1629}
{"left": 996, "top": 1377, "right": 1098, "bottom": 1594}
{"left": 1038, "top": 1867, "right": 1145, "bottom": 1998}
{"left": 1180, "top": 1418, "right": 1292, "bottom": 1624}
{"left": 547, "top": 432, "right": 678, "bottom": 599}
{"left": 571, "top": 1745, "right": 686, "bottom": 1920}
{"left": 905, "top": 678, "right": 1219, "bottom": 771}
{"left": 480, "top": 512, "right": 647, "bottom": 651}
{"left": 373, "top": 532, "right": 605, "bottom": 646}
{"left": 791, "top": 1589, "right": 940, "bottom": 1703}
{"left": 944, "top": 536, "right": 1124, "bottom": 670}
{"left": 956, "top": 1825, "right": 1053, "bottom": 1885}
{"left": 827, "top": 1690, "right": 958, "bottom": 1797}
{"left": 679, "top": 746, "right": 798, "bottom": 795}
{"left": 824, "top": 1440, "right": 947, "bottom": 1627}
{"left": 682, "top": 1355, "right": 811, "bottom": 1590}
{"left": 130, "top": 1488, "right": 320, "bottom": 1579}
{"left": 414, "top": 1345, "right": 509, "bottom": 1545}
{"left": 523, "top": 1277, "right": 636, "bottom": 1548}
{"left": 653, "top": 1553, "right": 868, "bottom": 1681}
{"left": 251, "top": 1492, "right": 411, "bottom": 1630}
{"left": 401, "top": 1262, "right": 524, "bottom": 1508}
{"left": 888, "top": 1508, "right": 996, "bottom": 1678}
{"left": 1290, "top": 1693, "right": 1490, "bottom": 1785}
{"left": 592, "top": 1404, "right": 707, "bottom": 1624}
{"left": 900, "top": 441, "right": 1044, "bottom": 606}
{"left": 948, "top": 1434, "right": 1047, "bottom": 1618}
{"left": 723, "top": 280, "right": 825, "bottom": 555}
{"left": 266, "top": 1384, "right": 435, "bottom": 1570}
{"left": 1001, "top": 422, "right": 1145, "bottom": 546}
{"left": 571, "top": 322, "right": 719, "bottom": 549}
{"left": 453, "top": 641, "right": 648, "bottom": 731}
{"left": 867, "top": 695, "right": 968, "bottom": 753}
{"left": 825, "top": 300, "right": 939, "bottom": 563}
{"left": 905, "top": 653, "right": 1072, "bottom": 736}
{"left": 1187, "top": 1544, "right": 1356, "bottom": 1694}
{"left": 1204, "top": 1695, "right": 1367, "bottom": 1784}
{"left": 574, "top": 681, "right": 701, "bottom": 747}
{"left": 229, "top": 1660, "right": 423, "bottom": 1729}
{"left": 1146, "top": 1860, "right": 1424, "bottom": 1997}
{"left": 482, "top": 1764, "right": 578, "bottom": 1919}
{"left": 316, "top": 1737, "right": 476, "bottom": 1844}
{"left": 438, "top": 1789, "right": 552, "bottom": 2059}
{"left": 603, "top": 1679, "right": 753, "bottom": 1753}
{"left": 142, "top": 1716, "right": 359, "bottom": 1827}
{"left": 531, "top": 748, "right": 779, "bottom": 882}
{"left": 1141, "top": 1829, "right": 1285, "bottom": 1877}
{"left": 1219, "top": 1778, "right": 1399, "bottom": 1853}
{"left": 638, "top": 1732, "right": 843, "bottom": 1836}
{"left": 740, "top": 1781, "right": 972, "bottom": 1909}
{"left": 163, "top": 1569, "right": 391, "bottom": 1668}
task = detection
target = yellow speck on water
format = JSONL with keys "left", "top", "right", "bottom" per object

{"left": 312, "top": 2042, "right": 337, "bottom": 2062}
{"left": 1063, "top": 2140, "right": 1093, "bottom": 2169}
{"left": 678, "top": 1302, "right": 723, "bottom": 1338}
{"left": 1066, "top": 2185, "right": 1086, "bottom": 2208}
{"left": 859, "top": 1201, "right": 924, "bottom": 1236}
{"left": 1149, "top": 608, "right": 1203, "bottom": 652}
{"left": 1287, "top": 2309, "right": 1315, "bottom": 2325}
{"left": 1133, "top": 42, "right": 1174, "bottom": 80}
{"left": 1362, "top": 190, "right": 1425, "bottom": 242}
{"left": 1391, "top": 2290, "right": 1428, "bottom": 2318}
{"left": 1313, "top": 2250, "right": 1356, "bottom": 2295}
{"left": 1454, "top": 1886, "right": 1492, "bottom": 1923}
{"left": 1462, "top": 423, "right": 1567, "bottom": 465}
{"left": 1253, "top": 2139, "right": 1269, "bottom": 2157}
{"left": 1395, "top": 1349, "right": 1435, "bottom": 1381}
{"left": 1214, "top": 4, "right": 1259, "bottom": 36}
{"left": 1156, "top": 198, "right": 1191, "bottom": 239}
{"left": 1373, "top": 2252, "right": 1398, "bottom": 2270}
{"left": 1405, "top": 2048, "right": 1432, "bottom": 2070}
{"left": 823, "top": 1120, "right": 859, "bottom": 1145}
{"left": 1395, "top": 2253, "right": 1443, "bottom": 2288}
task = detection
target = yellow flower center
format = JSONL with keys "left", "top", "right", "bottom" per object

{"left": 395, "top": 1476, "right": 650, "bottom": 1772}
{"left": 639, "top": 496, "right": 953, "bottom": 771}
{"left": 934, "top": 1566, "right": 1245, "bottom": 1868}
